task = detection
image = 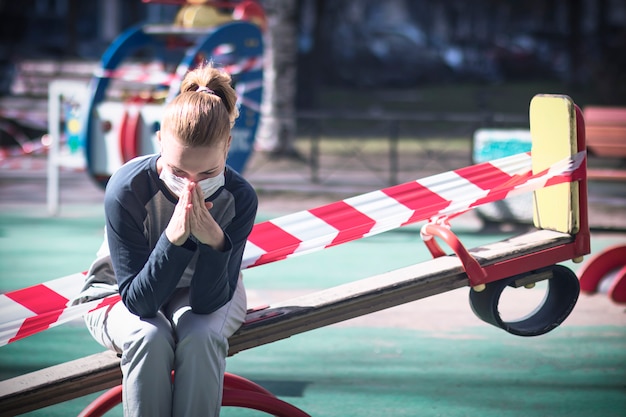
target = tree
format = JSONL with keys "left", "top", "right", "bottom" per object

{"left": 256, "top": 0, "right": 302, "bottom": 158}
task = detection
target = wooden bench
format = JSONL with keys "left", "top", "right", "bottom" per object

{"left": 583, "top": 106, "right": 626, "bottom": 181}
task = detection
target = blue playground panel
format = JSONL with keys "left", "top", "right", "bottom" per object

{"left": 81, "top": 21, "right": 263, "bottom": 189}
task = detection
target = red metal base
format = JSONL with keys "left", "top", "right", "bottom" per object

{"left": 77, "top": 372, "right": 310, "bottom": 417}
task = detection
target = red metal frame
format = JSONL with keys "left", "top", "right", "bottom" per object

{"left": 119, "top": 95, "right": 153, "bottom": 164}
{"left": 77, "top": 386, "right": 120, "bottom": 417}
{"left": 420, "top": 106, "right": 591, "bottom": 289}
{"left": 78, "top": 372, "right": 310, "bottom": 417}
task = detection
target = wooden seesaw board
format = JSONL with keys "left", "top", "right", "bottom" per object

{"left": 0, "top": 229, "right": 575, "bottom": 416}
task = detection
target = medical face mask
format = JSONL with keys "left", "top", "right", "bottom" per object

{"left": 159, "top": 168, "right": 225, "bottom": 199}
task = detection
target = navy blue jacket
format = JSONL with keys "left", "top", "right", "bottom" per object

{"left": 104, "top": 154, "right": 257, "bottom": 318}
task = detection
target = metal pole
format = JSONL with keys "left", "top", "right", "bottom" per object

{"left": 388, "top": 120, "right": 399, "bottom": 186}
{"left": 47, "top": 82, "right": 61, "bottom": 216}
{"left": 310, "top": 120, "right": 320, "bottom": 184}
{"left": 46, "top": 80, "right": 88, "bottom": 216}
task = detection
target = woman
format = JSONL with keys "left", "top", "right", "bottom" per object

{"left": 74, "top": 63, "right": 258, "bottom": 417}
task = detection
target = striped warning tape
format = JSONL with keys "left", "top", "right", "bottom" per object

{"left": 0, "top": 111, "right": 48, "bottom": 162}
{"left": 0, "top": 109, "right": 47, "bottom": 128}
{"left": 94, "top": 56, "right": 262, "bottom": 86}
{"left": 93, "top": 56, "right": 262, "bottom": 114}
{"left": 0, "top": 155, "right": 47, "bottom": 170}
{"left": 0, "top": 153, "right": 86, "bottom": 172}
{"left": 0, "top": 150, "right": 586, "bottom": 346}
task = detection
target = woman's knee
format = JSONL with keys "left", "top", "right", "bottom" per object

{"left": 177, "top": 326, "right": 227, "bottom": 357}
{"left": 122, "top": 320, "right": 176, "bottom": 363}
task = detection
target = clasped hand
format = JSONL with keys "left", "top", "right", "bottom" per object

{"left": 165, "top": 181, "right": 225, "bottom": 250}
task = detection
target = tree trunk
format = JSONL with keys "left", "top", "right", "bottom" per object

{"left": 256, "top": 0, "right": 300, "bottom": 157}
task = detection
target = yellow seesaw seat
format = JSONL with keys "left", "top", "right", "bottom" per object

{"left": 531, "top": 94, "right": 580, "bottom": 234}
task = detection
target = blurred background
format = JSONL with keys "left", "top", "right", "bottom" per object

{"left": 1, "top": 2, "right": 625, "bottom": 416}
{"left": 1, "top": 0, "right": 625, "bottom": 226}
{"left": 0, "top": 0, "right": 625, "bottom": 156}
{"left": 1, "top": 0, "right": 625, "bottom": 97}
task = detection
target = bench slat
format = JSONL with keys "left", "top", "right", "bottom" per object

{"left": 587, "top": 168, "right": 626, "bottom": 181}
{"left": 583, "top": 107, "right": 626, "bottom": 125}
{"left": 0, "top": 351, "right": 121, "bottom": 417}
{"left": 584, "top": 106, "right": 626, "bottom": 160}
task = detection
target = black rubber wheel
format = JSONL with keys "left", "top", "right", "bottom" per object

{"left": 469, "top": 265, "right": 580, "bottom": 336}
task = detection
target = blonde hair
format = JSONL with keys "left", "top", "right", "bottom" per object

{"left": 161, "top": 63, "right": 239, "bottom": 147}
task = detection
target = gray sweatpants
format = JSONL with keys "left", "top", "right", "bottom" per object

{"left": 84, "top": 277, "right": 247, "bottom": 417}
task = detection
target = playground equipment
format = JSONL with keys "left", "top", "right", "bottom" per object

{"left": 575, "top": 105, "right": 626, "bottom": 302}
{"left": 0, "top": 94, "right": 590, "bottom": 415}
{"left": 578, "top": 244, "right": 626, "bottom": 304}
{"left": 82, "top": 0, "right": 265, "bottom": 188}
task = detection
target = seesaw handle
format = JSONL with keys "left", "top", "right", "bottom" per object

{"left": 420, "top": 223, "right": 488, "bottom": 290}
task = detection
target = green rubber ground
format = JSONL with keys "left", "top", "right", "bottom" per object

{"left": 1, "top": 206, "right": 625, "bottom": 417}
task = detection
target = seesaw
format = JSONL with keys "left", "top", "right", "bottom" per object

{"left": 0, "top": 94, "right": 590, "bottom": 416}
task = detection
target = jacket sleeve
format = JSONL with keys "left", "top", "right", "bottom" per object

{"left": 105, "top": 191, "right": 196, "bottom": 318}
{"left": 188, "top": 188, "right": 258, "bottom": 314}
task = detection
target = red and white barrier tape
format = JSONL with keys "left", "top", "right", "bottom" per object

{"left": 94, "top": 57, "right": 262, "bottom": 113}
{"left": 95, "top": 67, "right": 181, "bottom": 86}
{"left": 0, "top": 150, "right": 586, "bottom": 346}
{"left": 94, "top": 56, "right": 262, "bottom": 86}
{"left": 0, "top": 109, "right": 47, "bottom": 129}
{"left": 0, "top": 115, "right": 48, "bottom": 162}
